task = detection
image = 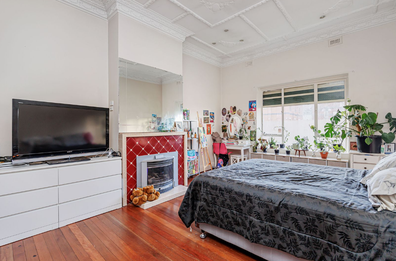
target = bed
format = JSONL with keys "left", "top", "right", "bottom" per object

{"left": 178, "top": 159, "right": 396, "bottom": 261}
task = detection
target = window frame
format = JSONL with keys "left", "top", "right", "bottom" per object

{"left": 257, "top": 74, "right": 348, "bottom": 144}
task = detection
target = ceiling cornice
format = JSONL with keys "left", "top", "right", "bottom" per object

{"left": 57, "top": 0, "right": 108, "bottom": 18}
{"left": 183, "top": 42, "right": 223, "bottom": 67}
{"left": 57, "top": 0, "right": 396, "bottom": 68}
{"left": 57, "top": 0, "right": 193, "bottom": 41}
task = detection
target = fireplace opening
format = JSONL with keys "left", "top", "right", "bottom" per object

{"left": 136, "top": 151, "right": 178, "bottom": 195}
{"left": 147, "top": 158, "right": 174, "bottom": 193}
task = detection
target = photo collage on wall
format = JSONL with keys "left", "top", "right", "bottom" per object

{"left": 221, "top": 100, "right": 257, "bottom": 139}
{"left": 203, "top": 110, "right": 215, "bottom": 135}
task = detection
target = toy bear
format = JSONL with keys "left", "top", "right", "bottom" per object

{"left": 130, "top": 188, "right": 147, "bottom": 206}
{"left": 143, "top": 185, "right": 160, "bottom": 201}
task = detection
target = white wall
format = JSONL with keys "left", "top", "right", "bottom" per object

{"left": 221, "top": 21, "right": 396, "bottom": 135}
{"left": 183, "top": 55, "right": 221, "bottom": 169}
{"left": 162, "top": 81, "right": 183, "bottom": 122}
{"left": 119, "top": 77, "right": 162, "bottom": 132}
{"left": 0, "top": 0, "right": 108, "bottom": 156}
{"left": 118, "top": 13, "right": 183, "bottom": 76}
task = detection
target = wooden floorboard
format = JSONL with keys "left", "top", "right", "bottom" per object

{"left": 0, "top": 192, "right": 265, "bottom": 261}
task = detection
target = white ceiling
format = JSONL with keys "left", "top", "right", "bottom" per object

{"left": 59, "top": 0, "right": 396, "bottom": 67}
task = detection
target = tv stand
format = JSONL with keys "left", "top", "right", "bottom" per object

{"left": 0, "top": 157, "right": 121, "bottom": 246}
{"left": 46, "top": 156, "right": 91, "bottom": 165}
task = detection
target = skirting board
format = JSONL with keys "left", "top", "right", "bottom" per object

{"left": 139, "top": 185, "right": 187, "bottom": 210}
{"left": 199, "top": 223, "right": 308, "bottom": 261}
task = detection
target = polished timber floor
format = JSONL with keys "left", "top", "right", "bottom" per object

{"left": 0, "top": 184, "right": 264, "bottom": 261}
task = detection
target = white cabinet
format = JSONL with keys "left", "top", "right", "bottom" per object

{"left": 350, "top": 152, "right": 383, "bottom": 170}
{"left": 0, "top": 157, "right": 122, "bottom": 246}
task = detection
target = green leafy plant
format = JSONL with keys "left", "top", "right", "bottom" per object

{"left": 323, "top": 109, "right": 350, "bottom": 145}
{"left": 335, "top": 101, "right": 396, "bottom": 145}
{"left": 269, "top": 137, "right": 277, "bottom": 149}
{"left": 294, "top": 135, "right": 309, "bottom": 150}
{"left": 310, "top": 125, "right": 333, "bottom": 152}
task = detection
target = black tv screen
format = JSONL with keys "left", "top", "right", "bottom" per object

{"left": 12, "top": 99, "right": 109, "bottom": 159}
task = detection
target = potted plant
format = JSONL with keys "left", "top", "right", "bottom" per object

{"left": 261, "top": 140, "right": 268, "bottom": 152}
{"left": 333, "top": 144, "right": 346, "bottom": 160}
{"left": 252, "top": 141, "right": 258, "bottom": 152}
{"left": 320, "top": 147, "right": 329, "bottom": 159}
{"left": 274, "top": 126, "right": 290, "bottom": 148}
{"left": 334, "top": 102, "right": 396, "bottom": 153}
{"left": 294, "top": 135, "right": 309, "bottom": 150}
{"left": 285, "top": 145, "right": 291, "bottom": 155}
{"left": 274, "top": 145, "right": 280, "bottom": 155}
{"left": 269, "top": 137, "right": 277, "bottom": 149}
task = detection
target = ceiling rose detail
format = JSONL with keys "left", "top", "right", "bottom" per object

{"left": 199, "top": 0, "right": 235, "bottom": 12}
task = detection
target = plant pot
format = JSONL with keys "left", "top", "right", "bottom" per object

{"left": 279, "top": 144, "right": 285, "bottom": 149}
{"left": 286, "top": 150, "right": 290, "bottom": 155}
{"left": 356, "top": 135, "right": 382, "bottom": 153}
{"left": 274, "top": 149, "right": 279, "bottom": 155}
{"left": 263, "top": 148, "right": 267, "bottom": 153}
{"left": 320, "top": 151, "right": 329, "bottom": 159}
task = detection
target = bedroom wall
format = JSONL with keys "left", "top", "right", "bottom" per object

{"left": 183, "top": 54, "right": 221, "bottom": 169}
{"left": 0, "top": 0, "right": 108, "bottom": 156}
{"left": 118, "top": 13, "right": 183, "bottom": 76}
{"left": 118, "top": 78, "right": 162, "bottom": 132}
{"left": 220, "top": 21, "right": 396, "bottom": 134}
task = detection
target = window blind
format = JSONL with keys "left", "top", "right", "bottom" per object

{"left": 263, "top": 89, "right": 281, "bottom": 107}
{"left": 318, "top": 81, "right": 345, "bottom": 102}
{"left": 284, "top": 85, "right": 314, "bottom": 105}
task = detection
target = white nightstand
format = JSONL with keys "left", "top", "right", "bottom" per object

{"left": 350, "top": 151, "right": 385, "bottom": 170}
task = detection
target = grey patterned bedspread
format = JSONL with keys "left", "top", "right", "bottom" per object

{"left": 178, "top": 159, "right": 396, "bottom": 261}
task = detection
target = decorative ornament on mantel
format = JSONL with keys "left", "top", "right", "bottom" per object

{"left": 199, "top": 0, "right": 235, "bottom": 12}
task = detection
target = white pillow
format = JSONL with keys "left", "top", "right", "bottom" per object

{"left": 360, "top": 153, "right": 396, "bottom": 185}
{"left": 366, "top": 167, "right": 396, "bottom": 211}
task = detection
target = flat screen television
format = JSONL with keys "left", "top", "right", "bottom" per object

{"left": 12, "top": 99, "right": 109, "bottom": 160}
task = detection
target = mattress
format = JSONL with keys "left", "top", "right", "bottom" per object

{"left": 178, "top": 159, "right": 396, "bottom": 261}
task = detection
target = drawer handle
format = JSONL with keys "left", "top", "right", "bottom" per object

{"left": 364, "top": 167, "right": 367, "bottom": 169}
{"left": 364, "top": 158, "right": 367, "bottom": 161}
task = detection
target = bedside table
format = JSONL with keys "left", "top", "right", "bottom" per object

{"left": 350, "top": 152, "right": 384, "bottom": 170}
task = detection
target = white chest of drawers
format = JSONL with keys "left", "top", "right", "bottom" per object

{"left": 0, "top": 157, "right": 122, "bottom": 246}
{"left": 350, "top": 152, "right": 384, "bottom": 170}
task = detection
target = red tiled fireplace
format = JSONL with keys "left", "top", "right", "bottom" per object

{"left": 119, "top": 133, "right": 187, "bottom": 206}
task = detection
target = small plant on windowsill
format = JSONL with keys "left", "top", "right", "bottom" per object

{"left": 285, "top": 145, "right": 292, "bottom": 155}
{"left": 269, "top": 137, "right": 277, "bottom": 149}
{"left": 294, "top": 135, "right": 309, "bottom": 150}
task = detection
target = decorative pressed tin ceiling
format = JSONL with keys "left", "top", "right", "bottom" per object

{"left": 58, "top": 0, "right": 396, "bottom": 67}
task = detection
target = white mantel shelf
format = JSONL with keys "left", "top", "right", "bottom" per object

{"left": 118, "top": 132, "right": 188, "bottom": 206}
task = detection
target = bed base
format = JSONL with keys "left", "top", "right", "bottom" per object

{"left": 198, "top": 223, "right": 309, "bottom": 261}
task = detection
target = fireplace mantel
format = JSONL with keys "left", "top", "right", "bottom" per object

{"left": 119, "top": 132, "right": 187, "bottom": 206}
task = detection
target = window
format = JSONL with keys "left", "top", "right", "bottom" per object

{"left": 261, "top": 78, "right": 346, "bottom": 146}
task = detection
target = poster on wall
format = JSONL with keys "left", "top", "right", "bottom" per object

{"left": 249, "top": 111, "right": 255, "bottom": 121}
{"left": 249, "top": 100, "right": 257, "bottom": 111}
{"left": 183, "top": 109, "right": 190, "bottom": 120}
{"left": 204, "top": 117, "right": 210, "bottom": 124}
{"left": 222, "top": 125, "right": 227, "bottom": 133}
{"left": 203, "top": 110, "right": 209, "bottom": 117}
{"left": 222, "top": 108, "right": 227, "bottom": 116}
{"left": 210, "top": 112, "right": 214, "bottom": 123}
{"left": 206, "top": 124, "right": 212, "bottom": 135}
